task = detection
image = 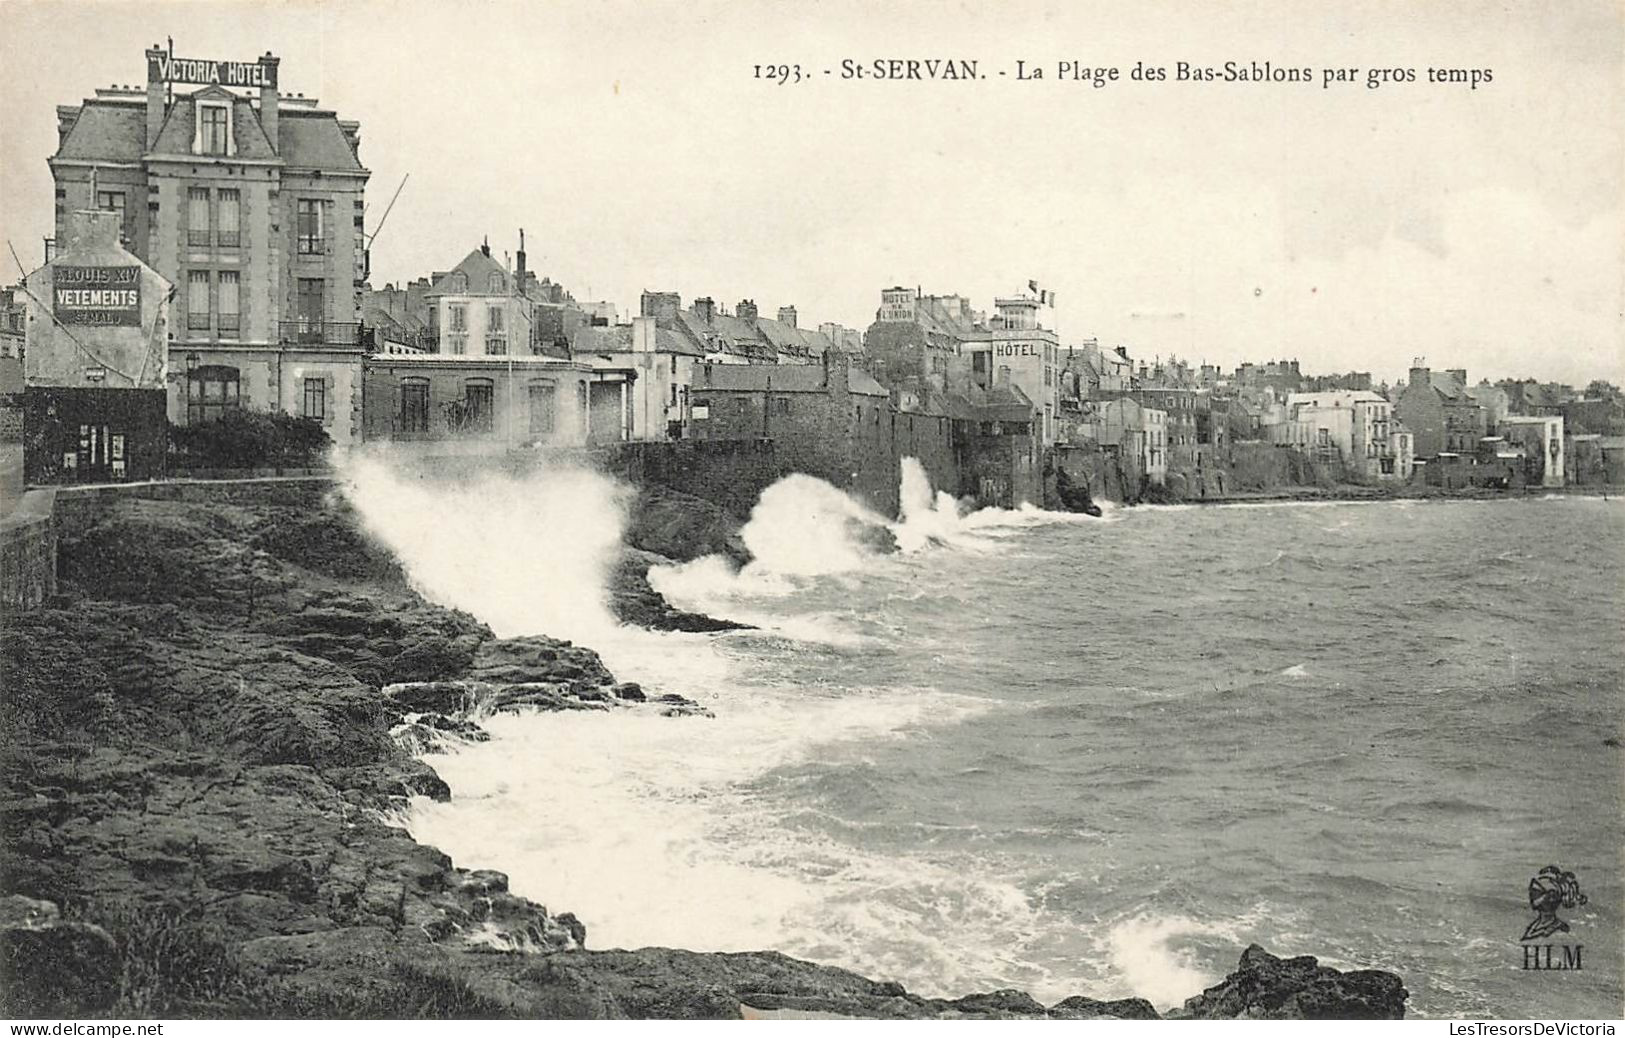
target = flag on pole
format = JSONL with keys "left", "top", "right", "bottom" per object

{"left": 1028, "top": 279, "right": 1040, "bottom": 296}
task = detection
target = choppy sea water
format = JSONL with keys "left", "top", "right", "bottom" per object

{"left": 364, "top": 460, "right": 1623, "bottom": 1019}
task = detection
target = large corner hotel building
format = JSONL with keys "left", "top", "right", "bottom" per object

{"left": 48, "top": 47, "right": 369, "bottom": 444}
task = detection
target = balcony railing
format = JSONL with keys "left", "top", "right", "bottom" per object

{"left": 296, "top": 236, "right": 332, "bottom": 257}
{"left": 280, "top": 320, "right": 363, "bottom": 346}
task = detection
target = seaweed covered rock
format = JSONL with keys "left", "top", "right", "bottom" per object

{"left": 1175, "top": 944, "right": 1408, "bottom": 1019}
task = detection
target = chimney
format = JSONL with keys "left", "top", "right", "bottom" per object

{"left": 66, "top": 209, "right": 122, "bottom": 251}
{"left": 692, "top": 297, "right": 715, "bottom": 324}
{"left": 777, "top": 305, "right": 797, "bottom": 328}
{"left": 826, "top": 350, "right": 850, "bottom": 394}
{"left": 481, "top": 236, "right": 490, "bottom": 258}
{"left": 516, "top": 228, "right": 527, "bottom": 278}
{"left": 632, "top": 315, "right": 656, "bottom": 353}
{"left": 736, "top": 299, "right": 758, "bottom": 325}
{"left": 144, "top": 46, "right": 167, "bottom": 149}
{"left": 1448, "top": 368, "right": 1467, "bottom": 384}
{"left": 1114, "top": 345, "right": 1129, "bottom": 360}
{"left": 259, "top": 52, "right": 281, "bottom": 153}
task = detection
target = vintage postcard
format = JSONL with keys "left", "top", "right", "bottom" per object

{"left": 0, "top": 0, "right": 1620, "bottom": 1028}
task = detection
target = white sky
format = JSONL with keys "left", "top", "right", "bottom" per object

{"left": 1, "top": 0, "right": 1620, "bottom": 385}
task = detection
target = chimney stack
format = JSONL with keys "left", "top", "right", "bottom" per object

{"left": 692, "top": 297, "right": 715, "bottom": 324}
{"left": 516, "top": 228, "right": 527, "bottom": 277}
{"left": 481, "top": 236, "right": 490, "bottom": 258}
{"left": 259, "top": 52, "right": 281, "bottom": 153}
{"left": 632, "top": 315, "right": 656, "bottom": 353}
{"left": 144, "top": 46, "right": 167, "bottom": 149}
{"left": 737, "top": 299, "right": 758, "bottom": 325}
{"left": 777, "top": 305, "right": 797, "bottom": 328}
{"left": 66, "top": 209, "right": 123, "bottom": 251}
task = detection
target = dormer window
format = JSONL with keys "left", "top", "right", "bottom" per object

{"left": 195, "top": 100, "right": 233, "bottom": 156}
{"left": 449, "top": 272, "right": 467, "bottom": 292}
{"left": 488, "top": 273, "right": 505, "bottom": 293}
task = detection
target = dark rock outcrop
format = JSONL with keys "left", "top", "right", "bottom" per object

{"left": 623, "top": 484, "right": 749, "bottom": 565}
{"left": 610, "top": 549, "right": 752, "bottom": 632}
{"left": 1050, "top": 994, "right": 1162, "bottom": 1019}
{"left": 1173, "top": 943, "right": 1408, "bottom": 1019}
{"left": 0, "top": 895, "right": 120, "bottom": 1016}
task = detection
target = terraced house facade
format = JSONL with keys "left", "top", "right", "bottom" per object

{"left": 47, "top": 46, "right": 369, "bottom": 444}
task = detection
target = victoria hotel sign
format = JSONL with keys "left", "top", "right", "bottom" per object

{"left": 148, "top": 53, "right": 277, "bottom": 88}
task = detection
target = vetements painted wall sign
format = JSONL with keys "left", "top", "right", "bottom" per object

{"left": 54, "top": 266, "right": 141, "bottom": 326}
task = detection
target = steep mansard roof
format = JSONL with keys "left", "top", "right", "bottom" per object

{"left": 54, "top": 88, "right": 362, "bottom": 171}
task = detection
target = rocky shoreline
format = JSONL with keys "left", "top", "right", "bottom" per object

{"left": 0, "top": 487, "right": 1408, "bottom": 1019}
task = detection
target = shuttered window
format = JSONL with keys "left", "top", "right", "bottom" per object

{"left": 187, "top": 270, "right": 210, "bottom": 330}
{"left": 218, "top": 189, "right": 240, "bottom": 247}
{"left": 217, "top": 271, "right": 240, "bottom": 334}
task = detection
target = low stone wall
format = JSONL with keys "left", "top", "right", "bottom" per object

{"left": 2, "top": 478, "right": 340, "bottom": 612}
{"left": 0, "top": 489, "right": 57, "bottom": 613}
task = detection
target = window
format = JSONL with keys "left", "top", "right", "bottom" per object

{"left": 96, "top": 191, "right": 127, "bottom": 238}
{"left": 448, "top": 304, "right": 467, "bottom": 332}
{"left": 529, "top": 382, "right": 556, "bottom": 434}
{"left": 465, "top": 381, "right": 494, "bottom": 433}
{"left": 188, "top": 188, "right": 210, "bottom": 246}
{"left": 488, "top": 273, "right": 505, "bottom": 293}
{"left": 296, "top": 278, "right": 325, "bottom": 341}
{"left": 296, "top": 199, "right": 324, "bottom": 254}
{"left": 487, "top": 305, "right": 504, "bottom": 332}
{"left": 774, "top": 396, "right": 791, "bottom": 415}
{"left": 217, "top": 271, "right": 240, "bottom": 333}
{"left": 449, "top": 272, "right": 467, "bottom": 292}
{"left": 187, "top": 365, "right": 240, "bottom": 425}
{"left": 187, "top": 270, "right": 210, "bottom": 330}
{"left": 448, "top": 335, "right": 467, "bottom": 355}
{"left": 218, "top": 189, "right": 240, "bottom": 247}
{"left": 734, "top": 398, "right": 748, "bottom": 415}
{"left": 669, "top": 384, "right": 678, "bottom": 407}
{"left": 198, "top": 103, "right": 230, "bottom": 156}
{"left": 400, "top": 379, "right": 430, "bottom": 433}
{"left": 486, "top": 336, "right": 506, "bottom": 355}
{"left": 303, "top": 377, "right": 326, "bottom": 420}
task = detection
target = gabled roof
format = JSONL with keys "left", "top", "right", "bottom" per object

{"left": 423, "top": 249, "right": 509, "bottom": 299}
{"left": 710, "top": 313, "right": 765, "bottom": 346}
{"left": 570, "top": 323, "right": 703, "bottom": 357}
{"left": 755, "top": 317, "right": 807, "bottom": 353}
{"left": 1429, "top": 371, "right": 1470, "bottom": 400}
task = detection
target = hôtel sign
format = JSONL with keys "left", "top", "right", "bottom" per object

{"left": 54, "top": 266, "right": 141, "bottom": 326}
{"left": 148, "top": 54, "right": 277, "bottom": 88}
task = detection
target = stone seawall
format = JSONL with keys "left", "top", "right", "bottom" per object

{"left": 0, "top": 489, "right": 58, "bottom": 612}
{"left": 600, "top": 439, "right": 780, "bottom": 520}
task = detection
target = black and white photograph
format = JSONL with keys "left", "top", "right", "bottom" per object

{"left": 0, "top": 0, "right": 1620, "bottom": 1027}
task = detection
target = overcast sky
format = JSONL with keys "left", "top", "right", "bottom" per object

{"left": 2, "top": 0, "right": 1620, "bottom": 385}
